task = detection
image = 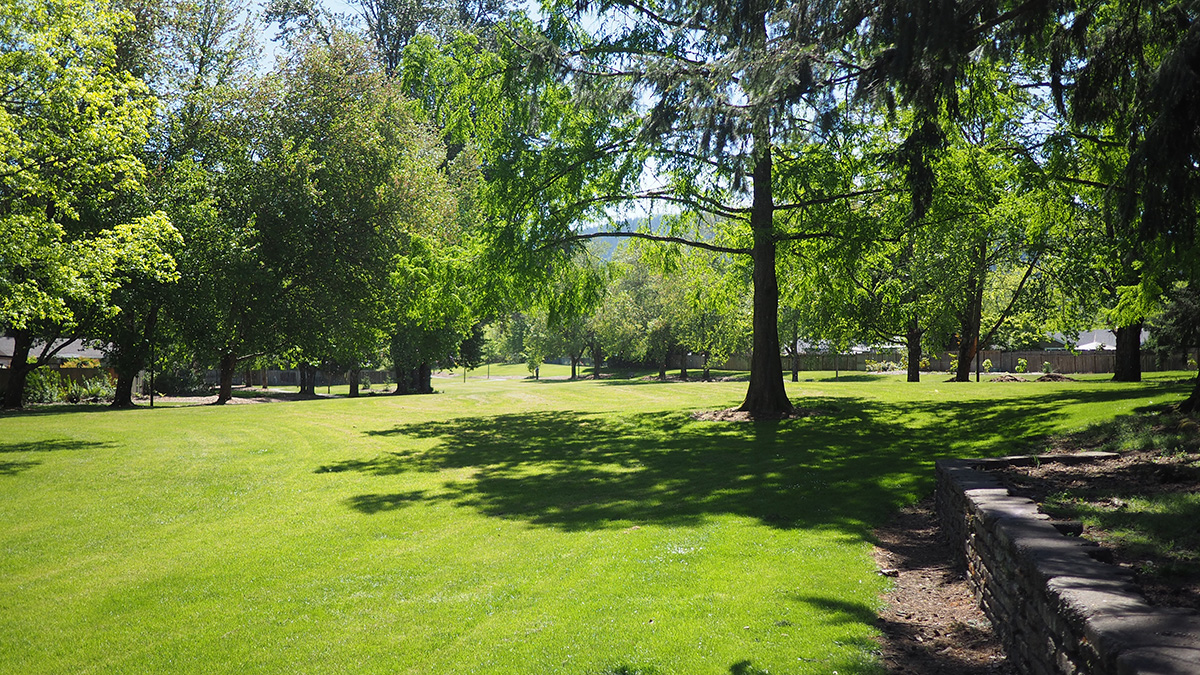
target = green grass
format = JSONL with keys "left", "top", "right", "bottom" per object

{"left": 0, "top": 372, "right": 1191, "bottom": 674}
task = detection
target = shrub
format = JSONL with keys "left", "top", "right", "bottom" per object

{"left": 24, "top": 369, "right": 68, "bottom": 403}
{"left": 982, "top": 358, "right": 993, "bottom": 373}
{"left": 1015, "top": 358, "right": 1028, "bottom": 373}
{"left": 81, "top": 375, "right": 115, "bottom": 402}
{"left": 151, "top": 368, "right": 209, "bottom": 396}
{"left": 865, "top": 358, "right": 902, "bottom": 372}
{"left": 949, "top": 358, "right": 958, "bottom": 373}
{"left": 1042, "top": 361, "right": 1054, "bottom": 374}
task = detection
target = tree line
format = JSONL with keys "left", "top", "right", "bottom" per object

{"left": 2, "top": 0, "right": 1198, "bottom": 413}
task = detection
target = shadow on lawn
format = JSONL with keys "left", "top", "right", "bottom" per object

{"left": 0, "top": 438, "right": 113, "bottom": 453}
{"left": 0, "top": 438, "right": 114, "bottom": 477}
{"left": 320, "top": 383, "right": 1187, "bottom": 535}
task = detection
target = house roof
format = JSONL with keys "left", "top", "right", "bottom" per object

{"left": 0, "top": 337, "right": 106, "bottom": 366}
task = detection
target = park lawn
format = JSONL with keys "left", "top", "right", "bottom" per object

{"left": 0, "top": 372, "right": 1190, "bottom": 674}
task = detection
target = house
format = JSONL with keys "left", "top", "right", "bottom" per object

{"left": 0, "top": 337, "right": 107, "bottom": 368}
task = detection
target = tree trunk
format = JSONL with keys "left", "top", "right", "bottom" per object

{"left": 216, "top": 353, "right": 236, "bottom": 404}
{"left": 299, "top": 363, "right": 317, "bottom": 396}
{"left": 955, "top": 247, "right": 986, "bottom": 382}
{"left": 349, "top": 367, "right": 360, "bottom": 398}
{"left": 1113, "top": 321, "right": 1143, "bottom": 382}
{"left": 659, "top": 349, "right": 668, "bottom": 380}
{"left": 261, "top": 366, "right": 268, "bottom": 389}
{"left": 570, "top": 355, "right": 578, "bottom": 380}
{"left": 592, "top": 343, "right": 602, "bottom": 380}
{"left": 418, "top": 363, "right": 432, "bottom": 393}
{"left": 2, "top": 329, "right": 34, "bottom": 409}
{"left": 737, "top": 131, "right": 792, "bottom": 415}
{"left": 906, "top": 320, "right": 922, "bottom": 383}
{"left": 790, "top": 319, "right": 800, "bottom": 382}
{"left": 703, "top": 353, "right": 711, "bottom": 381}
{"left": 111, "top": 370, "right": 137, "bottom": 407}
{"left": 679, "top": 354, "right": 689, "bottom": 381}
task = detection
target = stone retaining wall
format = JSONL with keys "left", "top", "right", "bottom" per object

{"left": 935, "top": 455, "right": 1200, "bottom": 675}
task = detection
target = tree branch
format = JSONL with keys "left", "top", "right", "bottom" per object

{"left": 535, "top": 230, "right": 749, "bottom": 255}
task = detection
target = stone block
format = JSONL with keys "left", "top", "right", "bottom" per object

{"left": 1115, "top": 646, "right": 1200, "bottom": 675}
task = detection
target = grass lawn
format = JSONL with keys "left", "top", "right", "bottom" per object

{"left": 0, "top": 371, "right": 1191, "bottom": 674}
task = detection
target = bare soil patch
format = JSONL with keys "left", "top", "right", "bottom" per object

{"left": 872, "top": 498, "right": 1014, "bottom": 674}
{"left": 690, "top": 407, "right": 832, "bottom": 422}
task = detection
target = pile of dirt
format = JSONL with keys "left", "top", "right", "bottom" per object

{"left": 1035, "top": 373, "right": 1076, "bottom": 382}
{"left": 990, "top": 375, "right": 1028, "bottom": 382}
{"left": 873, "top": 499, "right": 1014, "bottom": 674}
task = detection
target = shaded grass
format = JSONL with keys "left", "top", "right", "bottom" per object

{"left": 0, "top": 373, "right": 1190, "bottom": 674}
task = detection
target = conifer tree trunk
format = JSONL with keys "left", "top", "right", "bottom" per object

{"left": 738, "top": 136, "right": 791, "bottom": 415}
{"left": 1114, "top": 321, "right": 1143, "bottom": 382}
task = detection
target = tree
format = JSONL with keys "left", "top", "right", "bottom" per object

{"left": 489, "top": 2, "right": 887, "bottom": 415}
{"left": 1051, "top": 0, "right": 1200, "bottom": 382}
{"left": 0, "top": 0, "right": 163, "bottom": 407}
{"left": 242, "top": 30, "right": 457, "bottom": 398}
{"left": 1147, "top": 283, "right": 1200, "bottom": 411}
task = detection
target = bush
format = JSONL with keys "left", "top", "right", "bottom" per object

{"left": 982, "top": 358, "right": 993, "bottom": 373}
{"left": 24, "top": 368, "right": 68, "bottom": 403}
{"left": 150, "top": 368, "right": 209, "bottom": 396}
{"left": 23, "top": 370, "right": 115, "bottom": 404}
{"left": 1015, "top": 358, "right": 1028, "bottom": 373}
{"left": 81, "top": 375, "right": 115, "bottom": 402}
{"left": 865, "top": 358, "right": 902, "bottom": 372}
{"left": 1042, "top": 361, "right": 1054, "bottom": 374}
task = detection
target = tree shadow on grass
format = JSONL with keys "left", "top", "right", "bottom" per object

{"left": 0, "top": 459, "right": 40, "bottom": 476}
{"left": 318, "top": 384, "right": 1187, "bottom": 534}
{"left": 0, "top": 438, "right": 114, "bottom": 453}
{"left": 0, "top": 404, "right": 129, "bottom": 417}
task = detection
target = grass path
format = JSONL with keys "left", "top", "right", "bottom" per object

{"left": 0, "top": 372, "right": 1189, "bottom": 674}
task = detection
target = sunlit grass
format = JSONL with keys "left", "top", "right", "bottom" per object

{"left": 0, "top": 372, "right": 1190, "bottom": 674}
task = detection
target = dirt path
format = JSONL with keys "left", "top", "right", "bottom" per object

{"left": 872, "top": 498, "right": 1015, "bottom": 674}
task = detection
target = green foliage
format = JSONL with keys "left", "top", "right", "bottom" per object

{"left": 1042, "top": 361, "right": 1054, "bottom": 374}
{"left": 23, "top": 369, "right": 68, "bottom": 404}
{"left": 1015, "top": 358, "right": 1029, "bottom": 374}
{"left": 865, "top": 359, "right": 903, "bottom": 373}
{"left": 22, "top": 370, "right": 114, "bottom": 404}
{"left": 982, "top": 359, "right": 993, "bottom": 373}
{"left": 151, "top": 368, "right": 210, "bottom": 397}
{"left": 0, "top": 0, "right": 158, "bottom": 333}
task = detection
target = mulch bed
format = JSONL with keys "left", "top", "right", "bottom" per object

{"left": 991, "top": 447, "right": 1200, "bottom": 612}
